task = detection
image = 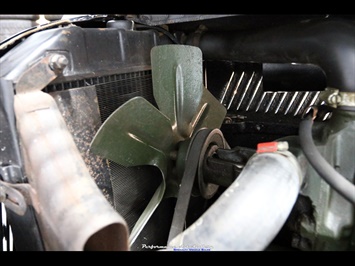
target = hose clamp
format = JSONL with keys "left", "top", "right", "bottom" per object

{"left": 319, "top": 88, "right": 355, "bottom": 108}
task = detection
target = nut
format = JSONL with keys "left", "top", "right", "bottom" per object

{"left": 49, "top": 54, "right": 68, "bottom": 71}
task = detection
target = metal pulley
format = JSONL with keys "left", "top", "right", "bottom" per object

{"left": 167, "top": 128, "right": 256, "bottom": 243}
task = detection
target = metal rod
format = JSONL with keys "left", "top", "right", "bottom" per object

{"left": 227, "top": 72, "right": 245, "bottom": 110}
{"left": 220, "top": 71, "right": 235, "bottom": 104}
{"left": 275, "top": 92, "right": 288, "bottom": 114}
{"left": 284, "top": 91, "right": 299, "bottom": 115}
{"left": 246, "top": 76, "right": 262, "bottom": 111}
{"left": 237, "top": 72, "right": 255, "bottom": 110}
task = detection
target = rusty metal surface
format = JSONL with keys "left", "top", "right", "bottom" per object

{"left": 14, "top": 90, "right": 129, "bottom": 250}
{"left": 51, "top": 87, "right": 114, "bottom": 206}
{"left": 14, "top": 54, "right": 59, "bottom": 93}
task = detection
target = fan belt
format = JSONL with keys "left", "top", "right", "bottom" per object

{"left": 167, "top": 128, "right": 226, "bottom": 244}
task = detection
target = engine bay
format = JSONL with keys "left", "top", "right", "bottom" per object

{"left": 0, "top": 14, "right": 354, "bottom": 251}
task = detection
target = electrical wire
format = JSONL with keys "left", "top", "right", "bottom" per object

{"left": 135, "top": 24, "right": 180, "bottom": 44}
{"left": 299, "top": 112, "right": 355, "bottom": 205}
{"left": 0, "top": 19, "right": 72, "bottom": 51}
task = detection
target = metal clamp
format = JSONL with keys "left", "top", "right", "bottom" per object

{"left": 0, "top": 180, "right": 34, "bottom": 216}
{"left": 319, "top": 88, "right": 355, "bottom": 108}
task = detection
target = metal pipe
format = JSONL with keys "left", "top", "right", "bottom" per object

{"left": 192, "top": 18, "right": 355, "bottom": 92}
{"left": 167, "top": 151, "right": 303, "bottom": 251}
{"left": 14, "top": 91, "right": 129, "bottom": 251}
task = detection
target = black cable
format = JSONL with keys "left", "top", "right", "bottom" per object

{"left": 135, "top": 24, "right": 180, "bottom": 44}
{"left": 299, "top": 114, "right": 355, "bottom": 205}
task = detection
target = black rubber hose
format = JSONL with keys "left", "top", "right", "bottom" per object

{"left": 299, "top": 115, "right": 355, "bottom": 205}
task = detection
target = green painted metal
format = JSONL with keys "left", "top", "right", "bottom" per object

{"left": 194, "top": 88, "right": 227, "bottom": 133}
{"left": 90, "top": 96, "right": 171, "bottom": 245}
{"left": 278, "top": 110, "right": 355, "bottom": 250}
{"left": 299, "top": 109, "right": 355, "bottom": 251}
{"left": 151, "top": 44, "right": 204, "bottom": 141}
{"left": 90, "top": 96, "right": 174, "bottom": 167}
{"left": 90, "top": 44, "right": 227, "bottom": 246}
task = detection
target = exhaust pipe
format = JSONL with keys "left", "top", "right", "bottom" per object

{"left": 190, "top": 18, "right": 355, "bottom": 93}
{"left": 167, "top": 151, "right": 303, "bottom": 251}
{"left": 14, "top": 91, "right": 129, "bottom": 251}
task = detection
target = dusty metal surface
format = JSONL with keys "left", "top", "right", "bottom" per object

{"left": 14, "top": 54, "right": 61, "bottom": 93}
{"left": 51, "top": 86, "right": 114, "bottom": 206}
{"left": 10, "top": 53, "right": 129, "bottom": 250}
{"left": 14, "top": 91, "right": 129, "bottom": 250}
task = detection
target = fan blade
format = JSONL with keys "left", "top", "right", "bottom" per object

{"left": 90, "top": 96, "right": 173, "bottom": 246}
{"left": 129, "top": 182, "right": 165, "bottom": 245}
{"left": 90, "top": 45, "right": 227, "bottom": 248}
{"left": 90, "top": 96, "right": 174, "bottom": 168}
{"left": 193, "top": 88, "right": 227, "bottom": 133}
{"left": 151, "top": 45, "right": 204, "bottom": 140}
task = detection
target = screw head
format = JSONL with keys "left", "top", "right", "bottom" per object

{"left": 49, "top": 54, "right": 68, "bottom": 71}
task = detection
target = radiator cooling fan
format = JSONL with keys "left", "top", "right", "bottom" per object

{"left": 90, "top": 44, "right": 227, "bottom": 245}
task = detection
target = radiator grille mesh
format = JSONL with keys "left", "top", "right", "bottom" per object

{"left": 46, "top": 70, "right": 161, "bottom": 235}
{"left": 95, "top": 71, "right": 157, "bottom": 122}
{"left": 94, "top": 71, "right": 161, "bottom": 232}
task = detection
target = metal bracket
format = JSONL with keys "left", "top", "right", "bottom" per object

{"left": 0, "top": 165, "right": 23, "bottom": 183}
{"left": 1, "top": 52, "right": 68, "bottom": 215}
{"left": 319, "top": 88, "right": 355, "bottom": 108}
{"left": 15, "top": 53, "right": 68, "bottom": 94}
{"left": 0, "top": 180, "right": 36, "bottom": 216}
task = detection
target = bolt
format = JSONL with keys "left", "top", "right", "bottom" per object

{"left": 49, "top": 54, "right": 68, "bottom": 71}
{"left": 328, "top": 94, "right": 341, "bottom": 105}
{"left": 224, "top": 117, "right": 232, "bottom": 124}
